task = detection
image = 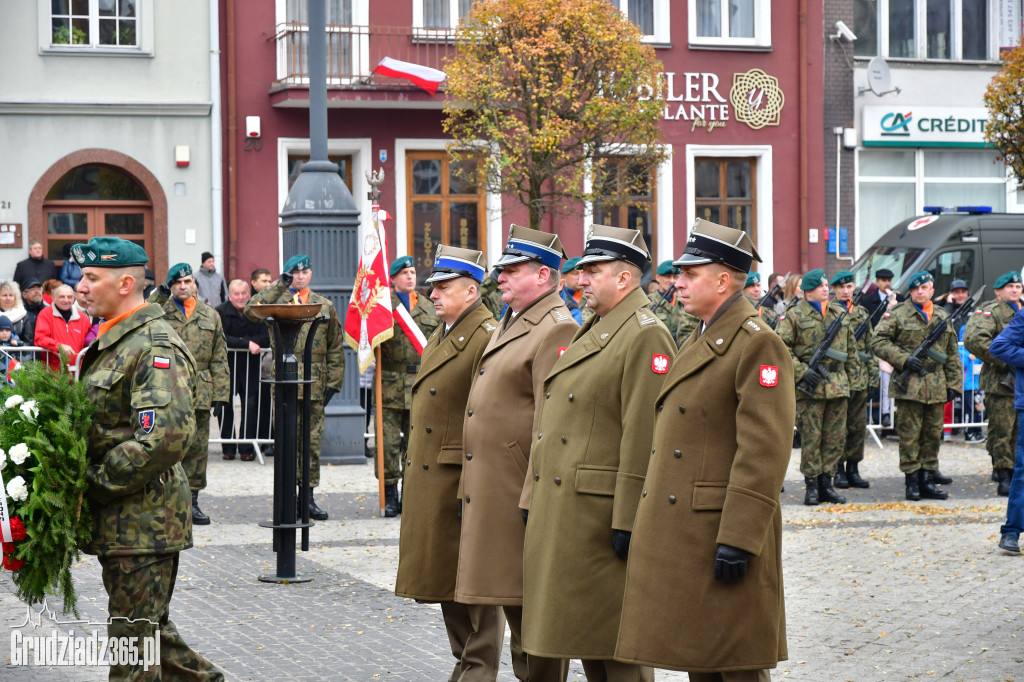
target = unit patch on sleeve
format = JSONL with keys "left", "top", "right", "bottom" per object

{"left": 759, "top": 365, "right": 779, "bottom": 387}
{"left": 138, "top": 409, "right": 155, "bottom": 434}
{"left": 154, "top": 356, "right": 170, "bottom": 369}
{"left": 652, "top": 354, "right": 670, "bottom": 374}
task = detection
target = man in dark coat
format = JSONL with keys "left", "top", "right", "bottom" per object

{"left": 13, "top": 241, "right": 58, "bottom": 291}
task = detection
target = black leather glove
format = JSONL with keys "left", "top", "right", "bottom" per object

{"left": 279, "top": 271, "right": 294, "bottom": 287}
{"left": 801, "top": 370, "right": 821, "bottom": 392}
{"left": 947, "top": 388, "right": 960, "bottom": 403}
{"left": 612, "top": 530, "right": 632, "bottom": 560}
{"left": 323, "top": 388, "right": 338, "bottom": 404}
{"left": 213, "top": 401, "right": 230, "bottom": 410}
{"left": 156, "top": 283, "right": 171, "bottom": 299}
{"left": 521, "top": 509, "right": 529, "bottom": 526}
{"left": 714, "top": 543, "right": 750, "bottom": 583}
{"left": 457, "top": 499, "right": 463, "bottom": 520}
{"left": 817, "top": 366, "right": 829, "bottom": 379}
{"left": 905, "top": 356, "right": 925, "bottom": 374}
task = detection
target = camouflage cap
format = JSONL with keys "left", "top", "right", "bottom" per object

{"left": 800, "top": 269, "right": 828, "bottom": 291}
{"left": 656, "top": 259, "right": 679, "bottom": 276}
{"left": 389, "top": 255, "right": 414, "bottom": 277}
{"left": 994, "top": 271, "right": 1022, "bottom": 289}
{"left": 71, "top": 237, "right": 149, "bottom": 268}
{"left": 166, "top": 262, "right": 193, "bottom": 284}
{"left": 745, "top": 271, "right": 761, "bottom": 287}
{"left": 426, "top": 245, "right": 486, "bottom": 284}
{"left": 578, "top": 224, "right": 651, "bottom": 270}
{"left": 907, "top": 270, "right": 934, "bottom": 289}
{"left": 495, "top": 224, "right": 566, "bottom": 270}
{"left": 830, "top": 270, "right": 855, "bottom": 287}
{"left": 675, "top": 218, "right": 761, "bottom": 273}
{"left": 284, "top": 254, "right": 312, "bottom": 273}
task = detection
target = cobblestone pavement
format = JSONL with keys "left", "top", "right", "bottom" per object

{"left": 2, "top": 433, "right": 1022, "bottom": 680}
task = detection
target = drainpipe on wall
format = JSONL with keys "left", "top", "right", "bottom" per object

{"left": 798, "top": 0, "right": 809, "bottom": 271}
{"left": 226, "top": 0, "right": 239, "bottom": 279}
{"left": 834, "top": 127, "right": 854, "bottom": 264}
{"left": 209, "top": 0, "right": 224, "bottom": 276}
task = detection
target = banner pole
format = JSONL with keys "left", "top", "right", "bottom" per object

{"left": 375, "top": 344, "right": 386, "bottom": 517}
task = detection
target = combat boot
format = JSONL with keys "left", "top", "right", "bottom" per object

{"left": 833, "top": 462, "right": 850, "bottom": 489}
{"left": 384, "top": 484, "right": 400, "bottom": 517}
{"left": 817, "top": 473, "right": 847, "bottom": 504}
{"left": 933, "top": 469, "right": 953, "bottom": 485}
{"left": 308, "top": 487, "right": 328, "bottom": 520}
{"left": 191, "top": 490, "right": 210, "bottom": 525}
{"left": 846, "top": 461, "right": 870, "bottom": 488}
{"left": 803, "top": 477, "right": 819, "bottom": 506}
{"left": 918, "top": 469, "right": 948, "bottom": 500}
{"left": 905, "top": 472, "right": 921, "bottom": 501}
{"left": 996, "top": 468, "right": 1012, "bottom": 497}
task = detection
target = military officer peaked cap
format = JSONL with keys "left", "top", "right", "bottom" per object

{"left": 745, "top": 271, "right": 761, "bottom": 287}
{"left": 70, "top": 237, "right": 149, "bottom": 268}
{"left": 800, "top": 269, "right": 828, "bottom": 291}
{"left": 284, "top": 254, "right": 312, "bottom": 273}
{"left": 994, "top": 270, "right": 1022, "bottom": 289}
{"left": 656, "top": 259, "right": 679, "bottom": 276}
{"left": 674, "top": 218, "right": 761, "bottom": 273}
{"left": 389, "top": 255, "right": 414, "bottom": 277}
{"left": 907, "top": 270, "right": 934, "bottom": 289}
{"left": 166, "top": 262, "right": 193, "bottom": 283}
{"left": 426, "top": 245, "right": 486, "bottom": 284}
{"left": 577, "top": 224, "right": 651, "bottom": 271}
{"left": 830, "top": 270, "right": 855, "bottom": 287}
{"left": 495, "top": 224, "right": 566, "bottom": 271}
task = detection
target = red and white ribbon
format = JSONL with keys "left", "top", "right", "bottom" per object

{"left": 393, "top": 302, "right": 427, "bottom": 355}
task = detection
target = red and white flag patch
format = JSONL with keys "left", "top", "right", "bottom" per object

{"left": 759, "top": 365, "right": 779, "bottom": 387}
{"left": 153, "top": 356, "right": 170, "bottom": 369}
{"left": 652, "top": 354, "right": 670, "bottom": 374}
{"left": 558, "top": 347, "right": 568, "bottom": 357}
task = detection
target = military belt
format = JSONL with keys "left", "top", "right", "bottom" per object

{"left": 824, "top": 348, "right": 848, "bottom": 363}
{"left": 857, "top": 351, "right": 873, "bottom": 362}
{"left": 925, "top": 348, "right": 948, "bottom": 364}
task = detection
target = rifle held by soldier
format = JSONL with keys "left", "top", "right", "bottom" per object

{"left": 796, "top": 305, "right": 849, "bottom": 397}
{"left": 650, "top": 284, "right": 677, "bottom": 314}
{"left": 893, "top": 285, "right": 985, "bottom": 390}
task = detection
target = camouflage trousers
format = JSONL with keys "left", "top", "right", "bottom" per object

{"left": 296, "top": 400, "right": 324, "bottom": 488}
{"left": 99, "top": 553, "right": 223, "bottom": 681}
{"left": 183, "top": 410, "right": 211, "bottom": 492}
{"left": 797, "top": 398, "right": 847, "bottom": 478}
{"left": 378, "top": 407, "right": 408, "bottom": 485}
{"left": 894, "top": 399, "right": 943, "bottom": 473}
{"left": 843, "top": 389, "right": 869, "bottom": 464}
{"left": 984, "top": 393, "right": 1018, "bottom": 470}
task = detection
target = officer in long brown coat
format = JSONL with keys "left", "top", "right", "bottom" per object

{"left": 456, "top": 225, "right": 577, "bottom": 682}
{"left": 522, "top": 225, "right": 674, "bottom": 682}
{"left": 616, "top": 219, "right": 796, "bottom": 681}
{"left": 395, "top": 245, "right": 504, "bottom": 682}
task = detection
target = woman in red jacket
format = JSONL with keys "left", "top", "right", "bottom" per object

{"left": 34, "top": 284, "right": 92, "bottom": 371}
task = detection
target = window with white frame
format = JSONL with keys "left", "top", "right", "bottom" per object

{"left": 689, "top": 0, "right": 771, "bottom": 48}
{"left": 46, "top": 0, "right": 146, "bottom": 50}
{"left": 609, "top": 0, "right": 672, "bottom": 44}
{"left": 276, "top": 0, "right": 369, "bottom": 83}
{"left": 853, "top": 0, "right": 994, "bottom": 60}
{"left": 414, "top": 0, "right": 474, "bottom": 29}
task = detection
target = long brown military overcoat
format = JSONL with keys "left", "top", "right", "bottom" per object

{"left": 522, "top": 287, "right": 674, "bottom": 659}
{"left": 615, "top": 295, "right": 795, "bottom": 673}
{"left": 395, "top": 302, "right": 496, "bottom": 601}
{"left": 455, "top": 289, "right": 577, "bottom": 605}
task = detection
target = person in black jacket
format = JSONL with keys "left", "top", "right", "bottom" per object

{"left": 215, "top": 279, "right": 270, "bottom": 461}
{"left": 13, "top": 242, "right": 59, "bottom": 291}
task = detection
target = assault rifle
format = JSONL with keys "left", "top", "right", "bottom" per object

{"left": 650, "top": 284, "right": 677, "bottom": 314}
{"left": 796, "top": 304, "right": 849, "bottom": 397}
{"left": 854, "top": 288, "right": 897, "bottom": 342}
{"left": 756, "top": 271, "right": 789, "bottom": 312}
{"left": 893, "top": 285, "right": 985, "bottom": 390}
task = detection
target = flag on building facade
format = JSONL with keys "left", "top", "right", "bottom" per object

{"left": 343, "top": 206, "right": 394, "bottom": 372}
{"left": 373, "top": 57, "right": 446, "bottom": 95}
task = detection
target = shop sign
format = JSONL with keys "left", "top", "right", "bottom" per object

{"left": 862, "top": 106, "right": 989, "bottom": 148}
{"left": 645, "top": 69, "right": 785, "bottom": 133}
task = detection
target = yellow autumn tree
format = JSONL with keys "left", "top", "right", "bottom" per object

{"left": 984, "top": 39, "right": 1024, "bottom": 186}
{"left": 443, "top": 0, "right": 667, "bottom": 229}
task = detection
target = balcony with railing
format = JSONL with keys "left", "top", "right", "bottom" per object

{"left": 269, "top": 23, "right": 456, "bottom": 107}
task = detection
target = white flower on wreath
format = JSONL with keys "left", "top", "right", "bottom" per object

{"left": 19, "top": 400, "right": 38, "bottom": 420}
{"left": 8, "top": 443, "right": 30, "bottom": 466}
{"left": 6, "top": 475, "right": 27, "bottom": 502}
{"left": 0, "top": 448, "right": 5, "bottom": 471}
{"left": 4, "top": 394, "right": 24, "bottom": 409}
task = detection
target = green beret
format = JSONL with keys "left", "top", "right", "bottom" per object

{"left": 561, "top": 257, "right": 582, "bottom": 274}
{"left": 284, "top": 254, "right": 312, "bottom": 273}
{"left": 166, "top": 262, "right": 193, "bottom": 284}
{"left": 994, "top": 271, "right": 1022, "bottom": 289}
{"left": 830, "top": 270, "right": 854, "bottom": 287}
{"left": 70, "top": 237, "right": 149, "bottom": 268}
{"left": 745, "top": 271, "right": 761, "bottom": 288}
{"left": 390, "top": 255, "right": 414, "bottom": 277}
{"left": 800, "top": 269, "right": 828, "bottom": 291}
{"left": 907, "top": 270, "right": 934, "bottom": 289}
{"left": 656, "top": 260, "right": 679, "bottom": 276}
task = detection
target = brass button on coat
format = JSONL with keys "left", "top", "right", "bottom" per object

{"left": 554, "top": 477, "right": 561, "bottom": 485}
{"left": 669, "top": 495, "right": 677, "bottom": 504}
{"left": 479, "top": 368, "right": 485, "bottom": 375}
{"left": 429, "top": 387, "right": 436, "bottom": 395}
{"left": 425, "top": 426, "right": 432, "bottom": 433}
{"left": 423, "top": 463, "right": 429, "bottom": 470}
{"left": 534, "top": 473, "right": 540, "bottom": 481}
{"left": 678, "top": 405, "right": 685, "bottom": 414}
{"left": 674, "top": 450, "right": 681, "bottom": 458}
{"left": 466, "top": 453, "right": 473, "bottom": 461}
{"left": 467, "top": 409, "right": 474, "bottom": 416}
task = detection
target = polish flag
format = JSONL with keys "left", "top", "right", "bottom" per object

{"left": 373, "top": 57, "right": 446, "bottom": 95}
{"left": 343, "top": 204, "right": 395, "bottom": 373}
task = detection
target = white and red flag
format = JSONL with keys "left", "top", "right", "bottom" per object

{"left": 344, "top": 205, "right": 395, "bottom": 372}
{"left": 373, "top": 57, "right": 446, "bottom": 95}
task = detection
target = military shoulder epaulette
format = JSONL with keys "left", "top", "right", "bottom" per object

{"left": 152, "top": 331, "right": 171, "bottom": 344}
{"left": 552, "top": 310, "right": 570, "bottom": 322}
{"left": 635, "top": 308, "right": 658, "bottom": 326}
{"left": 483, "top": 321, "right": 496, "bottom": 332}
{"left": 743, "top": 318, "right": 764, "bottom": 333}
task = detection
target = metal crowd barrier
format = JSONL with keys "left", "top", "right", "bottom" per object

{"left": 208, "top": 347, "right": 275, "bottom": 465}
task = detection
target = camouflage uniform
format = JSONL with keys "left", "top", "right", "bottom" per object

{"left": 150, "top": 290, "right": 230, "bottom": 492}
{"left": 81, "top": 303, "right": 223, "bottom": 681}
{"left": 964, "top": 299, "right": 1020, "bottom": 471}
{"left": 379, "top": 290, "right": 440, "bottom": 484}
{"left": 648, "top": 288, "right": 684, "bottom": 339}
{"left": 675, "top": 311, "right": 701, "bottom": 348}
{"left": 872, "top": 302, "right": 962, "bottom": 474}
{"left": 245, "top": 280, "right": 345, "bottom": 487}
{"left": 743, "top": 293, "right": 779, "bottom": 329}
{"left": 841, "top": 301, "right": 877, "bottom": 466}
{"left": 480, "top": 275, "right": 505, "bottom": 320}
{"left": 776, "top": 298, "right": 857, "bottom": 478}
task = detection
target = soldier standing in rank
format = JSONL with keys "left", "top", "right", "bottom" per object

{"left": 964, "top": 271, "right": 1023, "bottom": 496}
{"left": 479, "top": 267, "right": 505, "bottom": 320}
{"left": 561, "top": 256, "right": 593, "bottom": 324}
{"left": 776, "top": 269, "right": 857, "bottom": 506}
{"left": 830, "top": 270, "right": 874, "bottom": 489}
{"left": 615, "top": 219, "right": 795, "bottom": 680}
{"left": 395, "top": 245, "right": 503, "bottom": 681}
{"left": 872, "top": 270, "right": 961, "bottom": 501}
{"left": 457, "top": 224, "right": 577, "bottom": 682}
{"left": 522, "top": 225, "right": 674, "bottom": 682}
{"left": 74, "top": 237, "right": 223, "bottom": 681}
{"left": 245, "top": 255, "right": 345, "bottom": 520}
{"left": 743, "top": 271, "right": 779, "bottom": 329}
{"left": 379, "top": 255, "right": 440, "bottom": 517}
{"left": 150, "top": 263, "right": 230, "bottom": 525}
{"left": 648, "top": 259, "right": 683, "bottom": 339}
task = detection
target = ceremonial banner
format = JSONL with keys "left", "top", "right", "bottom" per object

{"left": 393, "top": 300, "right": 427, "bottom": 355}
{"left": 344, "top": 206, "right": 395, "bottom": 372}
{"left": 373, "top": 57, "right": 446, "bottom": 95}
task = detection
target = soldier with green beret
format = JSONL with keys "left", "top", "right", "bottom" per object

{"left": 743, "top": 270, "right": 779, "bottom": 329}
{"left": 872, "top": 270, "right": 962, "bottom": 500}
{"left": 562, "top": 256, "right": 593, "bottom": 324}
{"left": 648, "top": 259, "right": 683, "bottom": 340}
{"left": 245, "top": 254, "right": 345, "bottom": 520}
{"left": 830, "top": 270, "right": 874, "bottom": 489}
{"left": 73, "top": 237, "right": 223, "bottom": 680}
{"left": 149, "top": 261, "right": 230, "bottom": 525}
{"left": 378, "top": 255, "right": 440, "bottom": 516}
{"left": 964, "top": 270, "right": 1023, "bottom": 495}
{"left": 776, "top": 268, "right": 857, "bottom": 505}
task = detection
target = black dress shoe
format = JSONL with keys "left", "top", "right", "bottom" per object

{"left": 998, "top": 534, "right": 1020, "bottom": 554}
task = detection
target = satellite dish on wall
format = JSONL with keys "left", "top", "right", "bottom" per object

{"left": 859, "top": 57, "right": 901, "bottom": 97}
